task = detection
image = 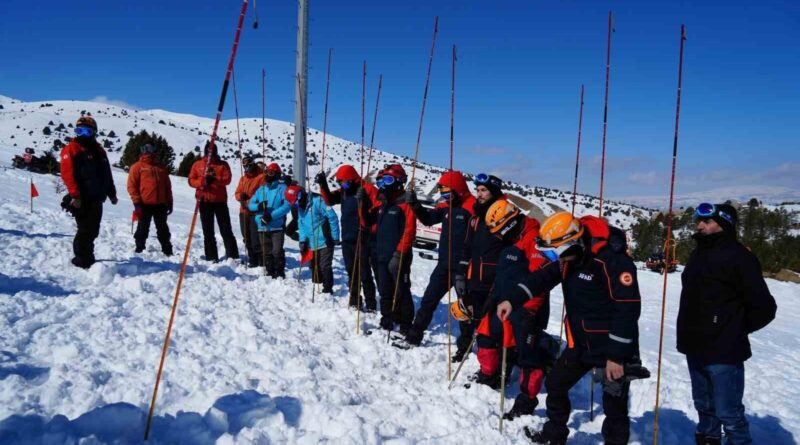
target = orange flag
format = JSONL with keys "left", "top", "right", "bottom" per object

{"left": 30, "top": 182, "right": 39, "bottom": 198}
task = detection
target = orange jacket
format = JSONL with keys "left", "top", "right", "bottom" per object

{"left": 59, "top": 139, "right": 116, "bottom": 201}
{"left": 127, "top": 154, "right": 172, "bottom": 205}
{"left": 234, "top": 173, "right": 266, "bottom": 215}
{"left": 188, "top": 157, "right": 232, "bottom": 202}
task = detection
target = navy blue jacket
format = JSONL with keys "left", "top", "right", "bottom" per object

{"left": 413, "top": 202, "right": 471, "bottom": 266}
{"left": 375, "top": 196, "right": 416, "bottom": 263}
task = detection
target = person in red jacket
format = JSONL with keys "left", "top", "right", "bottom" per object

{"left": 234, "top": 156, "right": 265, "bottom": 267}
{"left": 60, "top": 116, "right": 118, "bottom": 268}
{"left": 127, "top": 143, "right": 173, "bottom": 255}
{"left": 370, "top": 164, "right": 416, "bottom": 334}
{"left": 188, "top": 141, "right": 239, "bottom": 262}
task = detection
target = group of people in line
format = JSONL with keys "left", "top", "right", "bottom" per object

{"left": 58, "top": 116, "right": 777, "bottom": 444}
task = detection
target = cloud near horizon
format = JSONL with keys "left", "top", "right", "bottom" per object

{"left": 89, "top": 95, "right": 139, "bottom": 110}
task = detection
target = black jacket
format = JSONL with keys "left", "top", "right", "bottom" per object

{"left": 458, "top": 212, "right": 506, "bottom": 296}
{"left": 506, "top": 228, "right": 641, "bottom": 366}
{"left": 375, "top": 196, "right": 416, "bottom": 263}
{"left": 676, "top": 231, "right": 777, "bottom": 364}
{"left": 412, "top": 201, "right": 471, "bottom": 267}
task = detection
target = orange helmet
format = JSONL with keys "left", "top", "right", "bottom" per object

{"left": 537, "top": 212, "right": 584, "bottom": 259}
{"left": 450, "top": 300, "right": 472, "bottom": 322}
{"left": 485, "top": 200, "right": 520, "bottom": 234}
{"left": 75, "top": 116, "right": 97, "bottom": 131}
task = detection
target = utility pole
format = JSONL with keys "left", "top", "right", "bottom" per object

{"left": 293, "top": 0, "right": 309, "bottom": 184}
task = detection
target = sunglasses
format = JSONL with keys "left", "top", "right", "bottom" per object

{"left": 695, "top": 202, "right": 734, "bottom": 225}
{"left": 75, "top": 126, "right": 94, "bottom": 137}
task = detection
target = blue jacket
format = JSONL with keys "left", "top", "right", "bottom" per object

{"left": 298, "top": 194, "right": 341, "bottom": 250}
{"left": 248, "top": 181, "right": 291, "bottom": 232}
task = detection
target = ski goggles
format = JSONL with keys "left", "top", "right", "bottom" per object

{"left": 336, "top": 179, "right": 351, "bottom": 190}
{"left": 290, "top": 190, "right": 304, "bottom": 209}
{"left": 474, "top": 173, "right": 501, "bottom": 188}
{"left": 75, "top": 126, "right": 94, "bottom": 137}
{"left": 537, "top": 237, "right": 582, "bottom": 262}
{"left": 378, "top": 175, "right": 399, "bottom": 189}
{"left": 437, "top": 185, "right": 452, "bottom": 200}
{"left": 141, "top": 144, "right": 157, "bottom": 154}
{"left": 694, "top": 202, "right": 734, "bottom": 225}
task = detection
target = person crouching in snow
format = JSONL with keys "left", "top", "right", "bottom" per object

{"left": 234, "top": 156, "right": 265, "bottom": 267}
{"left": 285, "top": 185, "right": 340, "bottom": 294}
{"left": 398, "top": 170, "right": 475, "bottom": 347}
{"left": 127, "top": 143, "right": 173, "bottom": 256}
{"left": 188, "top": 141, "right": 239, "bottom": 262}
{"left": 248, "top": 163, "right": 291, "bottom": 278}
{"left": 465, "top": 200, "right": 550, "bottom": 420}
{"left": 370, "top": 164, "right": 416, "bottom": 334}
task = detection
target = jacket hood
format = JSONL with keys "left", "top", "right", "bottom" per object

{"left": 438, "top": 170, "right": 472, "bottom": 202}
{"left": 335, "top": 164, "right": 361, "bottom": 183}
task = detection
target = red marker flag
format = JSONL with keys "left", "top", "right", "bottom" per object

{"left": 30, "top": 181, "right": 39, "bottom": 198}
{"left": 132, "top": 209, "right": 141, "bottom": 223}
{"left": 300, "top": 248, "right": 314, "bottom": 265}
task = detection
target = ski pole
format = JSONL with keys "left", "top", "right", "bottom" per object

{"left": 598, "top": 11, "right": 613, "bottom": 217}
{"left": 145, "top": 1, "right": 249, "bottom": 440}
{"left": 388, "top": 16, "right": 439, "bottom": 344}
{"left": 447, "top": 333, "right": 477, "bottom": 389}
{"left": 499, "top": 345, "right": 508, "bottom": 433}
{"left": 653, "top": 24, "right": 686, "bottom": 445}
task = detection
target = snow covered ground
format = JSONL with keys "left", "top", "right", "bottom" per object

{"left": 0, "top": 167, "right": 798, "bottom": 442}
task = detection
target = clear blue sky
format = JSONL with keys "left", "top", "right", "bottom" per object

{"left": 3, "top": 0, "right": 798, "bottom": 202}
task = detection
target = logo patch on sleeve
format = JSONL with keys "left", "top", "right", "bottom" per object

{"left": 619, "top": 271, "right": 634, "bottom": 286}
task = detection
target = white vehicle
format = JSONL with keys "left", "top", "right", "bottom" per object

{"left": 414, "top": 198, "right": 441, "bottom": 251}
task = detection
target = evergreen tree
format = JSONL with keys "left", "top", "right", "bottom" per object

{"left": 176, "top": 152, "right": 197, "bottom": 177}
{"left": 120, "top": 130, "right": 176, "bottom": 173}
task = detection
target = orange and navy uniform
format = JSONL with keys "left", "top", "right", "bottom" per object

{"left": 507, "top": 216, "right": 641, "bottom": 366}
{"left": 375, "top": 196, "right": 416, "bottom": 262}
{"left": 234, "top": 172, "right": 266, "bottom": 215}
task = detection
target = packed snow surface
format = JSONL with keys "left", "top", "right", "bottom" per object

{"left": 1, "top": 99, "right": 799, "bottom": 444}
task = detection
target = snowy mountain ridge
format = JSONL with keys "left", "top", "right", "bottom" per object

{"left": 0, "top": 94, "right": 653, "bottom": 229}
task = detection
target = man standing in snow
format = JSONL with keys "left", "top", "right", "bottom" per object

{"left": 398, "top": 170, "right": 475, "bottom": 347}
{"left": 60, "top": 116, "right": 118, "bottom": 268}
{"left": 677, "top": 203, "right": 777, "bottom": 445}
{"left": 371, "top": 164, "right": 416, "bottom": 334}
{"left": 188, "top": 141, "right": 239, "bottom": 262}
{"left": 127, "top": 143, "right": 173, "bottom": 256}
{"left": 285, "top": 184, "right": 340, "bottom": 294}
{"left": 452, "top": 174, "right": 506, "bottom": 362}
{"left": 248, "top": 163, "right": 291, "bottom": 278}
{"left": 234, "top": 156, "right": 265, "bottom": 267}
{"left": 504, "top": 212, "right": 642, "bottom": 445}
{"left": 316, "top": 164, "right": 380, "bottom": 311}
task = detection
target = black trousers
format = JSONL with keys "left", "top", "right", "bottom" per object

{"left": 407, "top": 262, "right": 453, "bottom": 343}
{"left": 342, "top": 237, "right": 377, "bottom": 308}
{"left": 259, "top": 230, "right": 285, "bottom": 278}
{"left": 309, "top": 246, "right": 334, "bottom": 292}
{"left": 134, "top": 204, "right": 172, "bottom": 253}
{"left": 199, "top": 202, "right": 239, "bottom": 261}
{"left": 377, "top": 255, "right": 413, "bottom": 328}
{"left": 239, "top": 213, "right": 262, "bottom": 265}
{"left": 73, "top": 199, "right": 103, "bottom": 266}
{"left": 541, "top": 353, "right": 631, "bottom": 445}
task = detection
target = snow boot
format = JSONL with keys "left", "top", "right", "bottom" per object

{"left": 503, "top": 393, "right": 538, "bottom": 420}
{"left": 379, "top": 316, "right": 393, "bottom": 331}
{"left": 451, "top": 336, "right": 472, "bottom": 363}
{"left": 695, "top": 433, "right": 721, "bottom": 445}
{"left": 135, "top": 245, "right": 145, "bottom": 253}
{"left": 162, "top": 245, "right": 173, "bottom": 256}
{"left": 71, "top": 257, "right": 92, "bottom": 269}
{"left": 472, "top": 371, "right": 500, "bottom": 389}
{"left": 404, "top": 328, "right": 423, "bottom": 347}
{"left": 397, "top": 323, "right": 412, "bottom": 337}
{"left": 523, "top": 428, "right": 566, "bottom": 445}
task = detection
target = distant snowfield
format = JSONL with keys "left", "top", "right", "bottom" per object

{"left": 1, "top": 99, "right": 799, "bottom": 444}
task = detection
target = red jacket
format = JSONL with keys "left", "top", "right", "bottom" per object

{"left": 127, "top": 154, "right": 172, "bottom": 205}
{"left": 234, "top": 173, "right": 266, "bottom": 215}
{"left": 188, "top": 157, "right": 232, "bottom": 203}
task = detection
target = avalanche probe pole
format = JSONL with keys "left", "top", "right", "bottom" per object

{"left": 447, "top": 44, "right": 456, "bottom": 381}
{"left": 144, "top": 0, "right": 249, "bottom": 439}
{"left": 351, "top": 61, "right": 367, "bottom": 331}
{"left": 598, "top": 11, "right": 613, "bottom": 218}
{"left": 388, "top": 16, "right": 439, "bottom": 344}
{"left": 653, "top": 24, "right": 686, "bottom": 445}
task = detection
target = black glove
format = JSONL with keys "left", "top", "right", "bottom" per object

{"left": 239, "top": 192, "right": 249, "bottom": 201}
{"left": 404, "top": 189, "right": 418, "bottom": 206}
{"left": 355, "top": 186, "right": 367, "bottom": 201}
{"left": 204, "top": 175, "right": 215, "bottom": 186}
{"left": 314, "top": 172, "right": 328, "bottom": 186}
{"left": 167, "top": 201, "right": 173, "bottom": 215}
{"left": 258, "top": 202, "right": 269, "bottom": 212}
{"left": 70, "top": 197, "right": 82, "bottom": 209}
{"left": 109, "top": 195, "right": 118, "bottom": 205}
{"left": 260, "top": 212, "right": 272, "bottom": 225}
{"left": 299, "top": 241, "right": 309, "bottom": 254}
{"left": 389, "top": 251, "right": 402, "bottom": 275}
{"left": 134, "top": 204, "right": 143, "bottom": 212}
{"left": 287, "top": 229, "right": 299, "bottom": 241}
{"left": 454, "top": 274, "right": 467, "bottom": 298}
